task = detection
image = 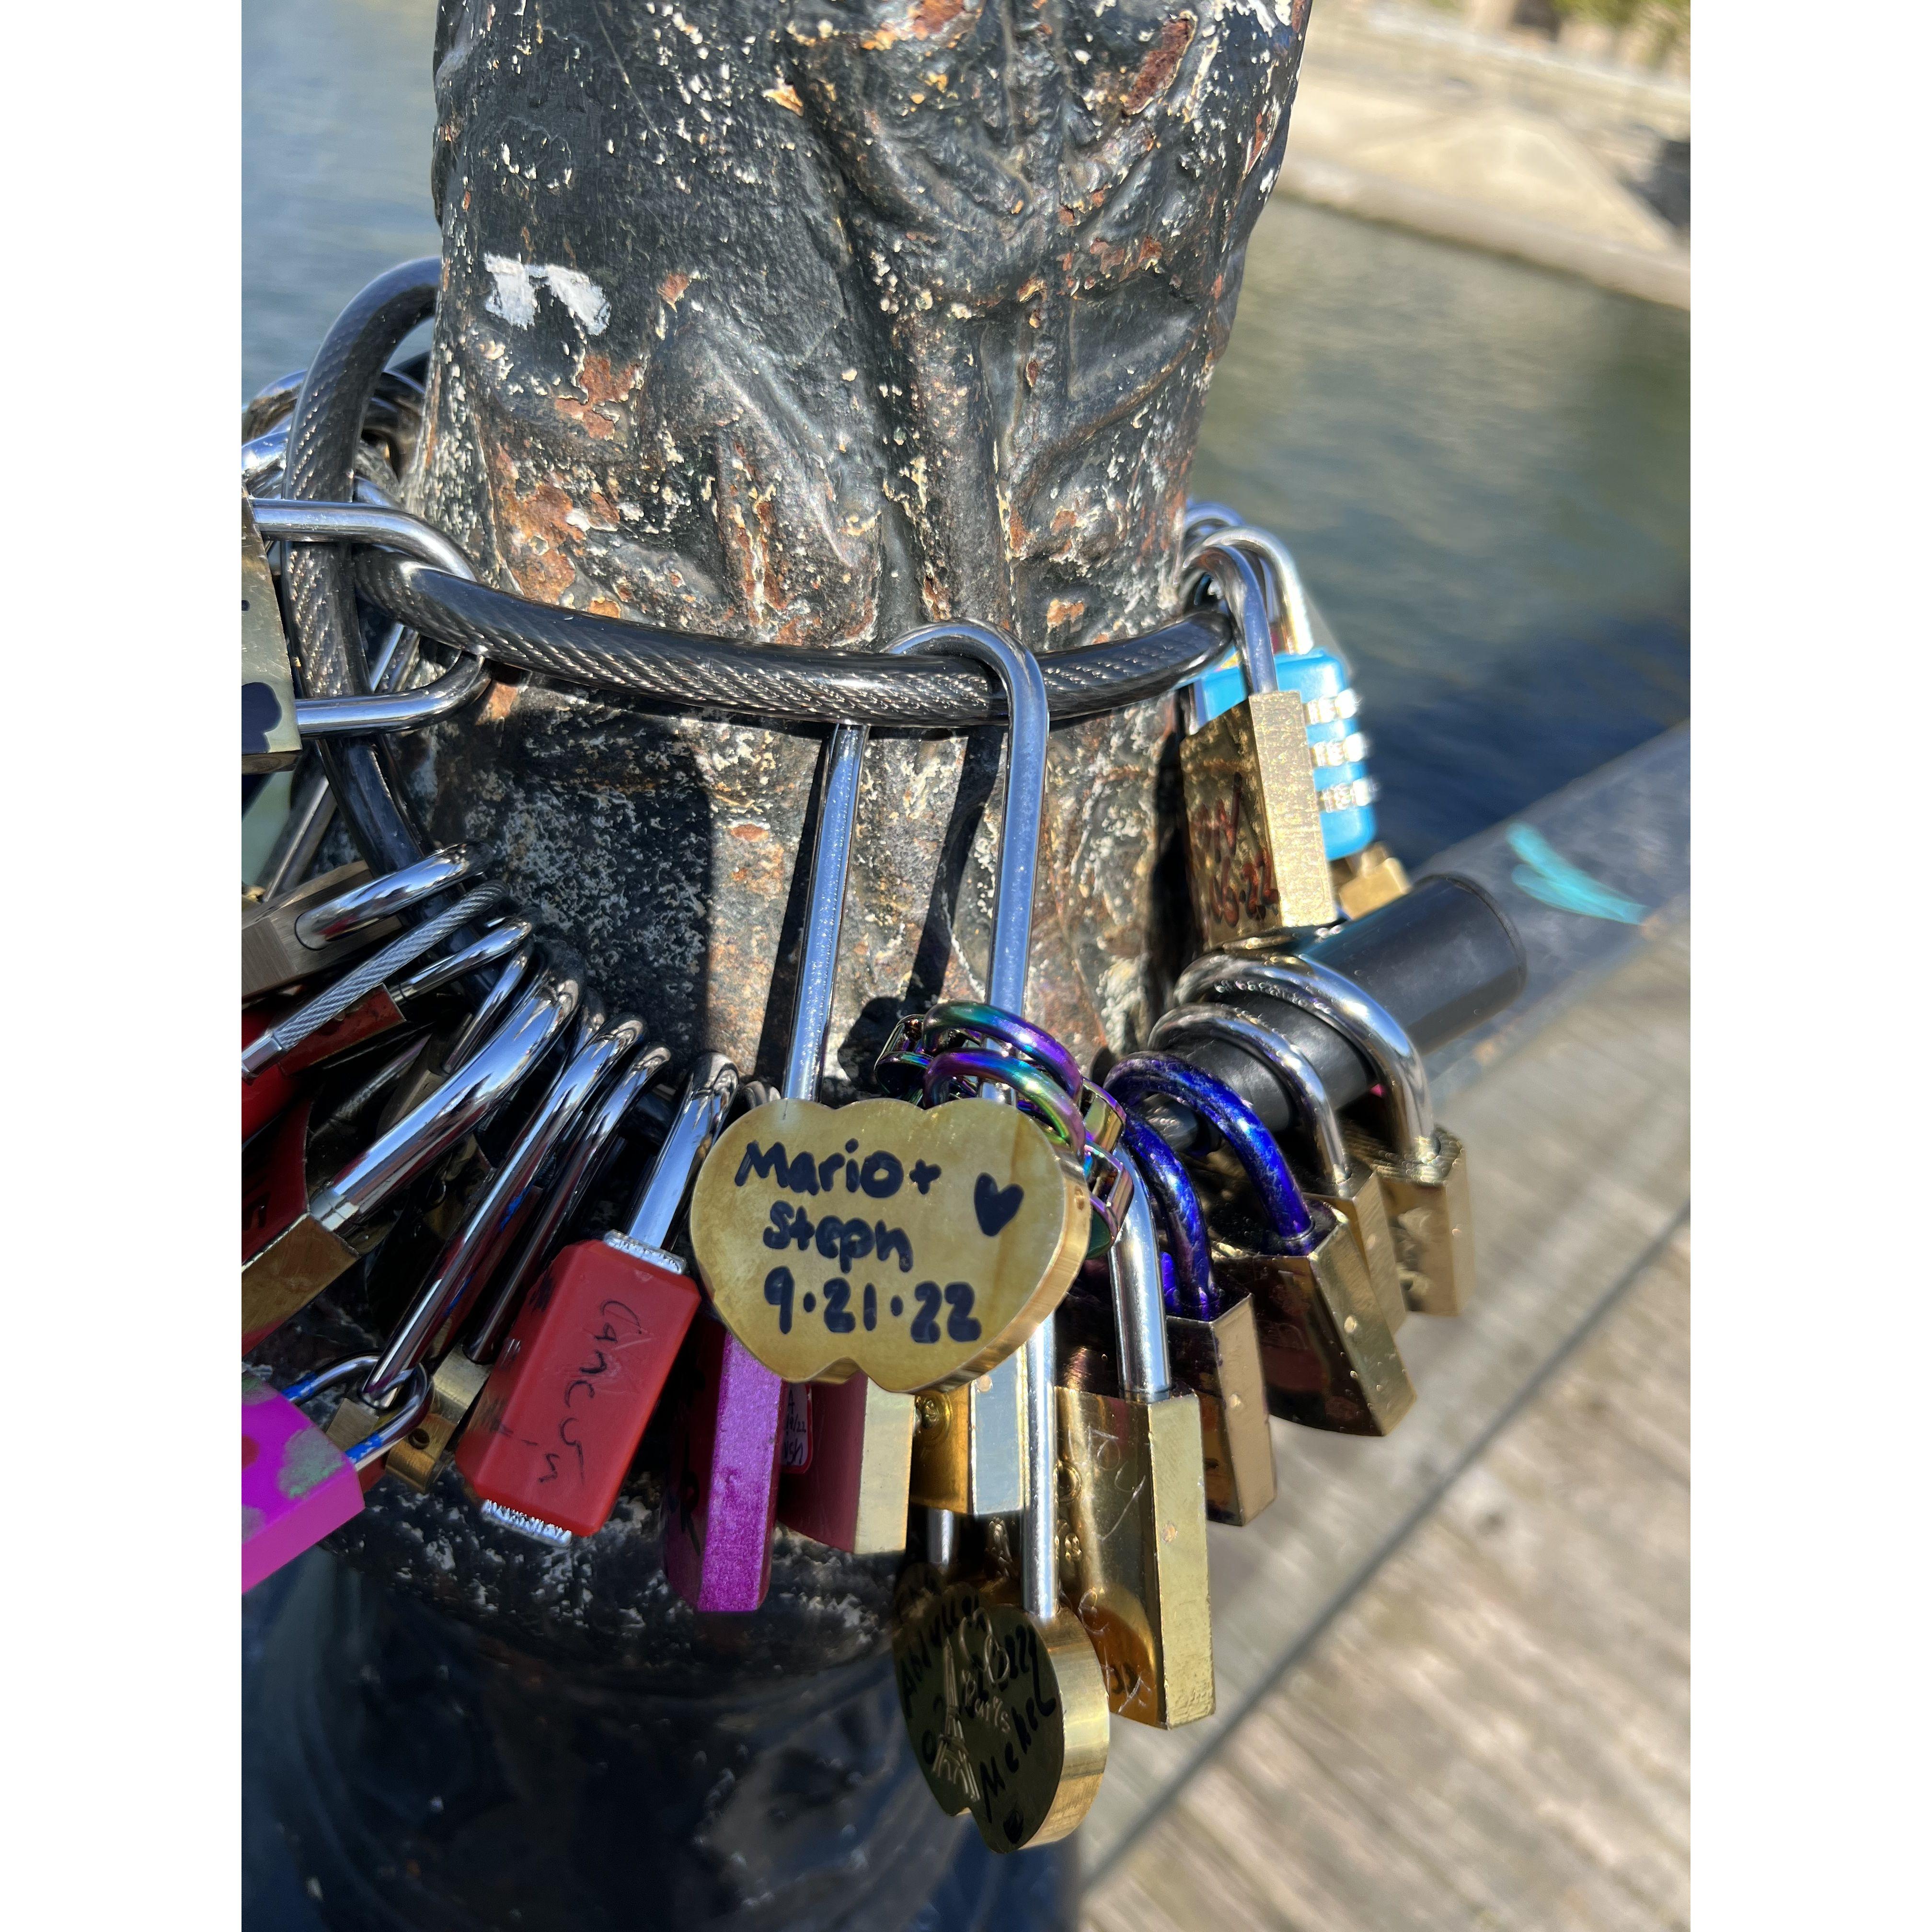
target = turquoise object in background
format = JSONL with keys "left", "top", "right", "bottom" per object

{"left": 1191, "top": 644, "right": 1377, "bottom": 861}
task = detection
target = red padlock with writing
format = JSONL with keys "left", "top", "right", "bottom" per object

{"left": 455, "top": 1053, "right": 740, "bottom": 1540}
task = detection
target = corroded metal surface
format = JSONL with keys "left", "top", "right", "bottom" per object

{"left": 402, "top": 0, "right": 1308, "bottom": 1086}
{"left": 334, "top": 0, "right": 1307, "bottom": 1659}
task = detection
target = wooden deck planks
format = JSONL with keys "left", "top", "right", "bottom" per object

{"left": 1081, "top": 924, "right": 1692, "bottom": 1874}
{"left": 1084, "top": 1225, "right": 1690, "bottom": 1932}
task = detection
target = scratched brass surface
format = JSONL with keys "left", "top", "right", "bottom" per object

{"left": 1056, "top": 1386, "right": 1215, "bottom": 1730}
{"left": 1179, "top": 688, "right": 1336, "bottom": 946}
{"left": 1165, "top": 1300, "right": 1278, "bottom": 1528}
{"left": 1217, "top": 1221, "right": 1416, "bottom": 1438}
{"left": 1347, "top": 1124, "right": 1475, "bottom": 1317}
{"left": 387, "top": 1348, "right": 490, "bottom": 1494}
{"left": 1309, "top": 1161, "right": 1407, "bottom": 1334}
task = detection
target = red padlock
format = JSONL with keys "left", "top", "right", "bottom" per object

{"left": 455, "top": 1053, "right": 740, "bottom": 1540}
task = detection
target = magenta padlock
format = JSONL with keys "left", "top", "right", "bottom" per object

{"left": 663, "top": 718, "right": 872, "bottom": 1610}
{"left": 242, "top": 1358, "right": 430, "bottom": 1592}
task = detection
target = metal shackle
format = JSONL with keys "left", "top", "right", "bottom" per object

{"left": 365, "top": 1007, "right": 646, "bottom": 1399}
{"left": 1150, "top": 1004, "right": 1352, "bottom": 1193}
{"left": 1182, "top": 499, "right": 1242, "bottom": 551}
{"left": 311, "top": 966, "right": 583, "bottom": 1235}
{"left": 1194, "top": 524, "right": 1318, "bottom": 660}
{"left": 783, "top": 722, "right": 868, "bottom": 1104}
{"left": 1176, "top": 954, "right": 1437, "bottom": 1166}
{"left": 619, "top": 1052, "right": 741, "bottom": 1255}
{"left": 888, "top": 621, "right": 1049, "bottom": 1015}
{"left": 1106, "top": 1147, "right": 1174, "bottom": 1402}
{"left": 1106, "top": 1053, "right": 1316, "bottom": 1249}
{"left": 918, "top": 1048, "right": 1088, "bottom": 1151}
{"left": 278, "top": 1356, "right": 433, "bottom": 1468}
{"left": 1178, "top": 535, "right": 1277, "bottom": 699}
{"left": 444, "top": 943, "right": 540, "bottom": 1075}
{"left": 242, "top": 888, "right": 516, "bottom": 1080}
{"left": 467, "top": 1039, "right": 677, "bottom": 1362}
{"left": 916, "top": 1001, "right": 1086, "bottom": 1104}
{"left": 250, "top": 498, "right": 490, "bottom": 737}
{"left": 1116, "top": 1114, "right": 1214, "bottom": 1318}
{"left": 391, "top": 916, "right": 536, "bottom": 1003}
{"left": 292, "top": 843, "right": 479, "bottom": 949}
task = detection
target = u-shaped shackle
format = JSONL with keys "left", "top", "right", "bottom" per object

{"left": 1178, "top": 536, "right": 1277, "bottom": 698}
{"left": 1150, "top": 1003, "right": 1352, "bottom": 1192}
{"left": 889, "top": 621, "right": 1049, "bottom": 1017}
{"left": 1174, "top": 954, "right": 1437, "bottom": 1166}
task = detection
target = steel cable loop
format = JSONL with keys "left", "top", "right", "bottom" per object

{"left": 353, "top": 552, "right": 1234, "bottom": 728}
{"left": 280, "top": 257, "right": 443, "bottom": 874}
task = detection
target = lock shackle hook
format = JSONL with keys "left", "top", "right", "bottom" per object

{"left": 622, "top": 1051, "right": 741, "bottom": 1252}
{"left": 364, "top": 1005, "right": 644, "bottom": 1401}
{"left": 1183, "top": 523, "right": 1319, "bottom": 662}
{"left": 1117, "top": 1114, "right": 1215, "bottom": 1319}
{"left": 1106, "top": 1053, "right": 1316, "bottom": 1248}
{"left": 469, "top": 1039, "right": 678, "bottom": 1363}
{"left": 1106, "top": 1147, "right": 1174, "bottom": 1402}
{"left": 889, "top": 622, "right": 1048, "bottom": 1016}
{"left": 1174, "top": 954, "right": 1437, "bottom": 1164}
{"left": 1178, "top": 538, "right": 1276, "bottom": 698}
{"left": 1150, "top": 1003, "right": 1352, "bottom": 1192}
{"left": 783, "top": 723, "right": 867, "bottom": 1103}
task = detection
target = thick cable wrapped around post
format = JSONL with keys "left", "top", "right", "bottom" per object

{"left": 354, "top": 551, "right": 1233, "bottom": 727}
{"left": 279, "top": 257, "right": 443, "bottom": 874}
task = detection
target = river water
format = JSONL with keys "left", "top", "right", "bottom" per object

{"left": 243, "top": 0, "right": 1688, "bottom": 864}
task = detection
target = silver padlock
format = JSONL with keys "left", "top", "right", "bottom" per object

{"left": 1177, "top": 954, "right": 1473, "bottom": 1316}
{"left": 1150, "top": 1002, "right": 1405, "bottom": 1334}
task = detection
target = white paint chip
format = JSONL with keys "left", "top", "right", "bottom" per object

{"left": 483, "top": 255, "right": 611, "bottom": 336}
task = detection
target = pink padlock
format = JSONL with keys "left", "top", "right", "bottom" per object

{"left": 242, "top": 1357, "right": 429, "bottom": 1592}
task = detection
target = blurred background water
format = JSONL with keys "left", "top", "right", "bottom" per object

{"left": 243, "top": 0, "right": 1688, "bottom": 865}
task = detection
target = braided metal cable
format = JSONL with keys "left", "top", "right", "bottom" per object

{"left": 245, "top": 885, "right": 511, "bottom": 1073}
{"left": 279, "top": 258, "right": 442, "bottom": 874}
{"left": 354, "top": 552, "right": 1231, "bottom": 728}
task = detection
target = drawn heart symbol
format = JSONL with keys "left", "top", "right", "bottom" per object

{"left": 891, "top": 1570, "right": 1110, "bottom": 1852}
{"left": 688, "top": 1097, "right": 1088, "bottom": 1393}
{"left": 974, "top": 1173, "right": 1025, "bottom": 1238}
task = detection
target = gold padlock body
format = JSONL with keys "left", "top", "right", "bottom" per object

{"left": 241, "top": 1213, "right": 362, "bottom": 1350}
{"left": 1215, "top": 1218, "right": 1415, "bottom": 1437}
{"left": 1330, "top": 840, "right": 1411, "bottom": 919}
{"left": 1179, "top": 688, "right": 1337, "bottom": 946}
{"left": 778, "top": 1376, "right": 917, "bottom": 1555}
{"left": 1165, "top": 1298, "right": 1277, "bottom": 1527}
{"left": 1345, "top": 1123, "right": 1474, "bottom": 1317}
{"left": 908, "top": 1354, "right": 1029, "bottom": 1517}
{"left": 1307, "top": 1158, "right": 1407, "bottom": 1334}
{"left": 1056, "top": 1385, "right": 1215, "bottom": 1729}
{"left": 386, "top": 1349, "right": 492, "bottom": 1493}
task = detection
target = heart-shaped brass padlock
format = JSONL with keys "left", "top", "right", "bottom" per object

{"left": 689, "top": 1097, "right": 1088, "bottom": 1392}
{"left": 891, "top": 1567, "right": 1110, "bottom": 1853}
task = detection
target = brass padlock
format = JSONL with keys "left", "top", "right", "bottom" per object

{"left": 1055, "top": 1152, "right": 1214, "bottom": 1728}
{"left": 893, "top": 1318, "right": 1109, "bottom": 1851}
{"left": 1179, "top": 955, "right": 1473, "bottom": 1316}
{"left": 1150, "top": 1002, "right": 1405, "bottom": 1335}
{"left": 1176, "top": 538, "right": 1336, "bottom": 947}
{"left": 1112, "top": 1113, "right": 1276, "bottom": 1528}
{"left": 1107, "top": 1054, "right": 1414, "bottom": 1438}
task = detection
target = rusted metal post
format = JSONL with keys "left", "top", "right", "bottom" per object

{"left": 251, "top": 4, "right": 1310, "bottom": 1922}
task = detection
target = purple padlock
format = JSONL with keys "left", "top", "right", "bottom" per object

{"left": 242, "top": 1358, "right": 430, "bottom": 1592}
{"left": 663, "top": 1320, "right": 786, "bottom": 1612}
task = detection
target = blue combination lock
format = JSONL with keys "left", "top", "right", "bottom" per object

{"left": 1180, "top": 507, "right": 1377, "bottom": 865}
